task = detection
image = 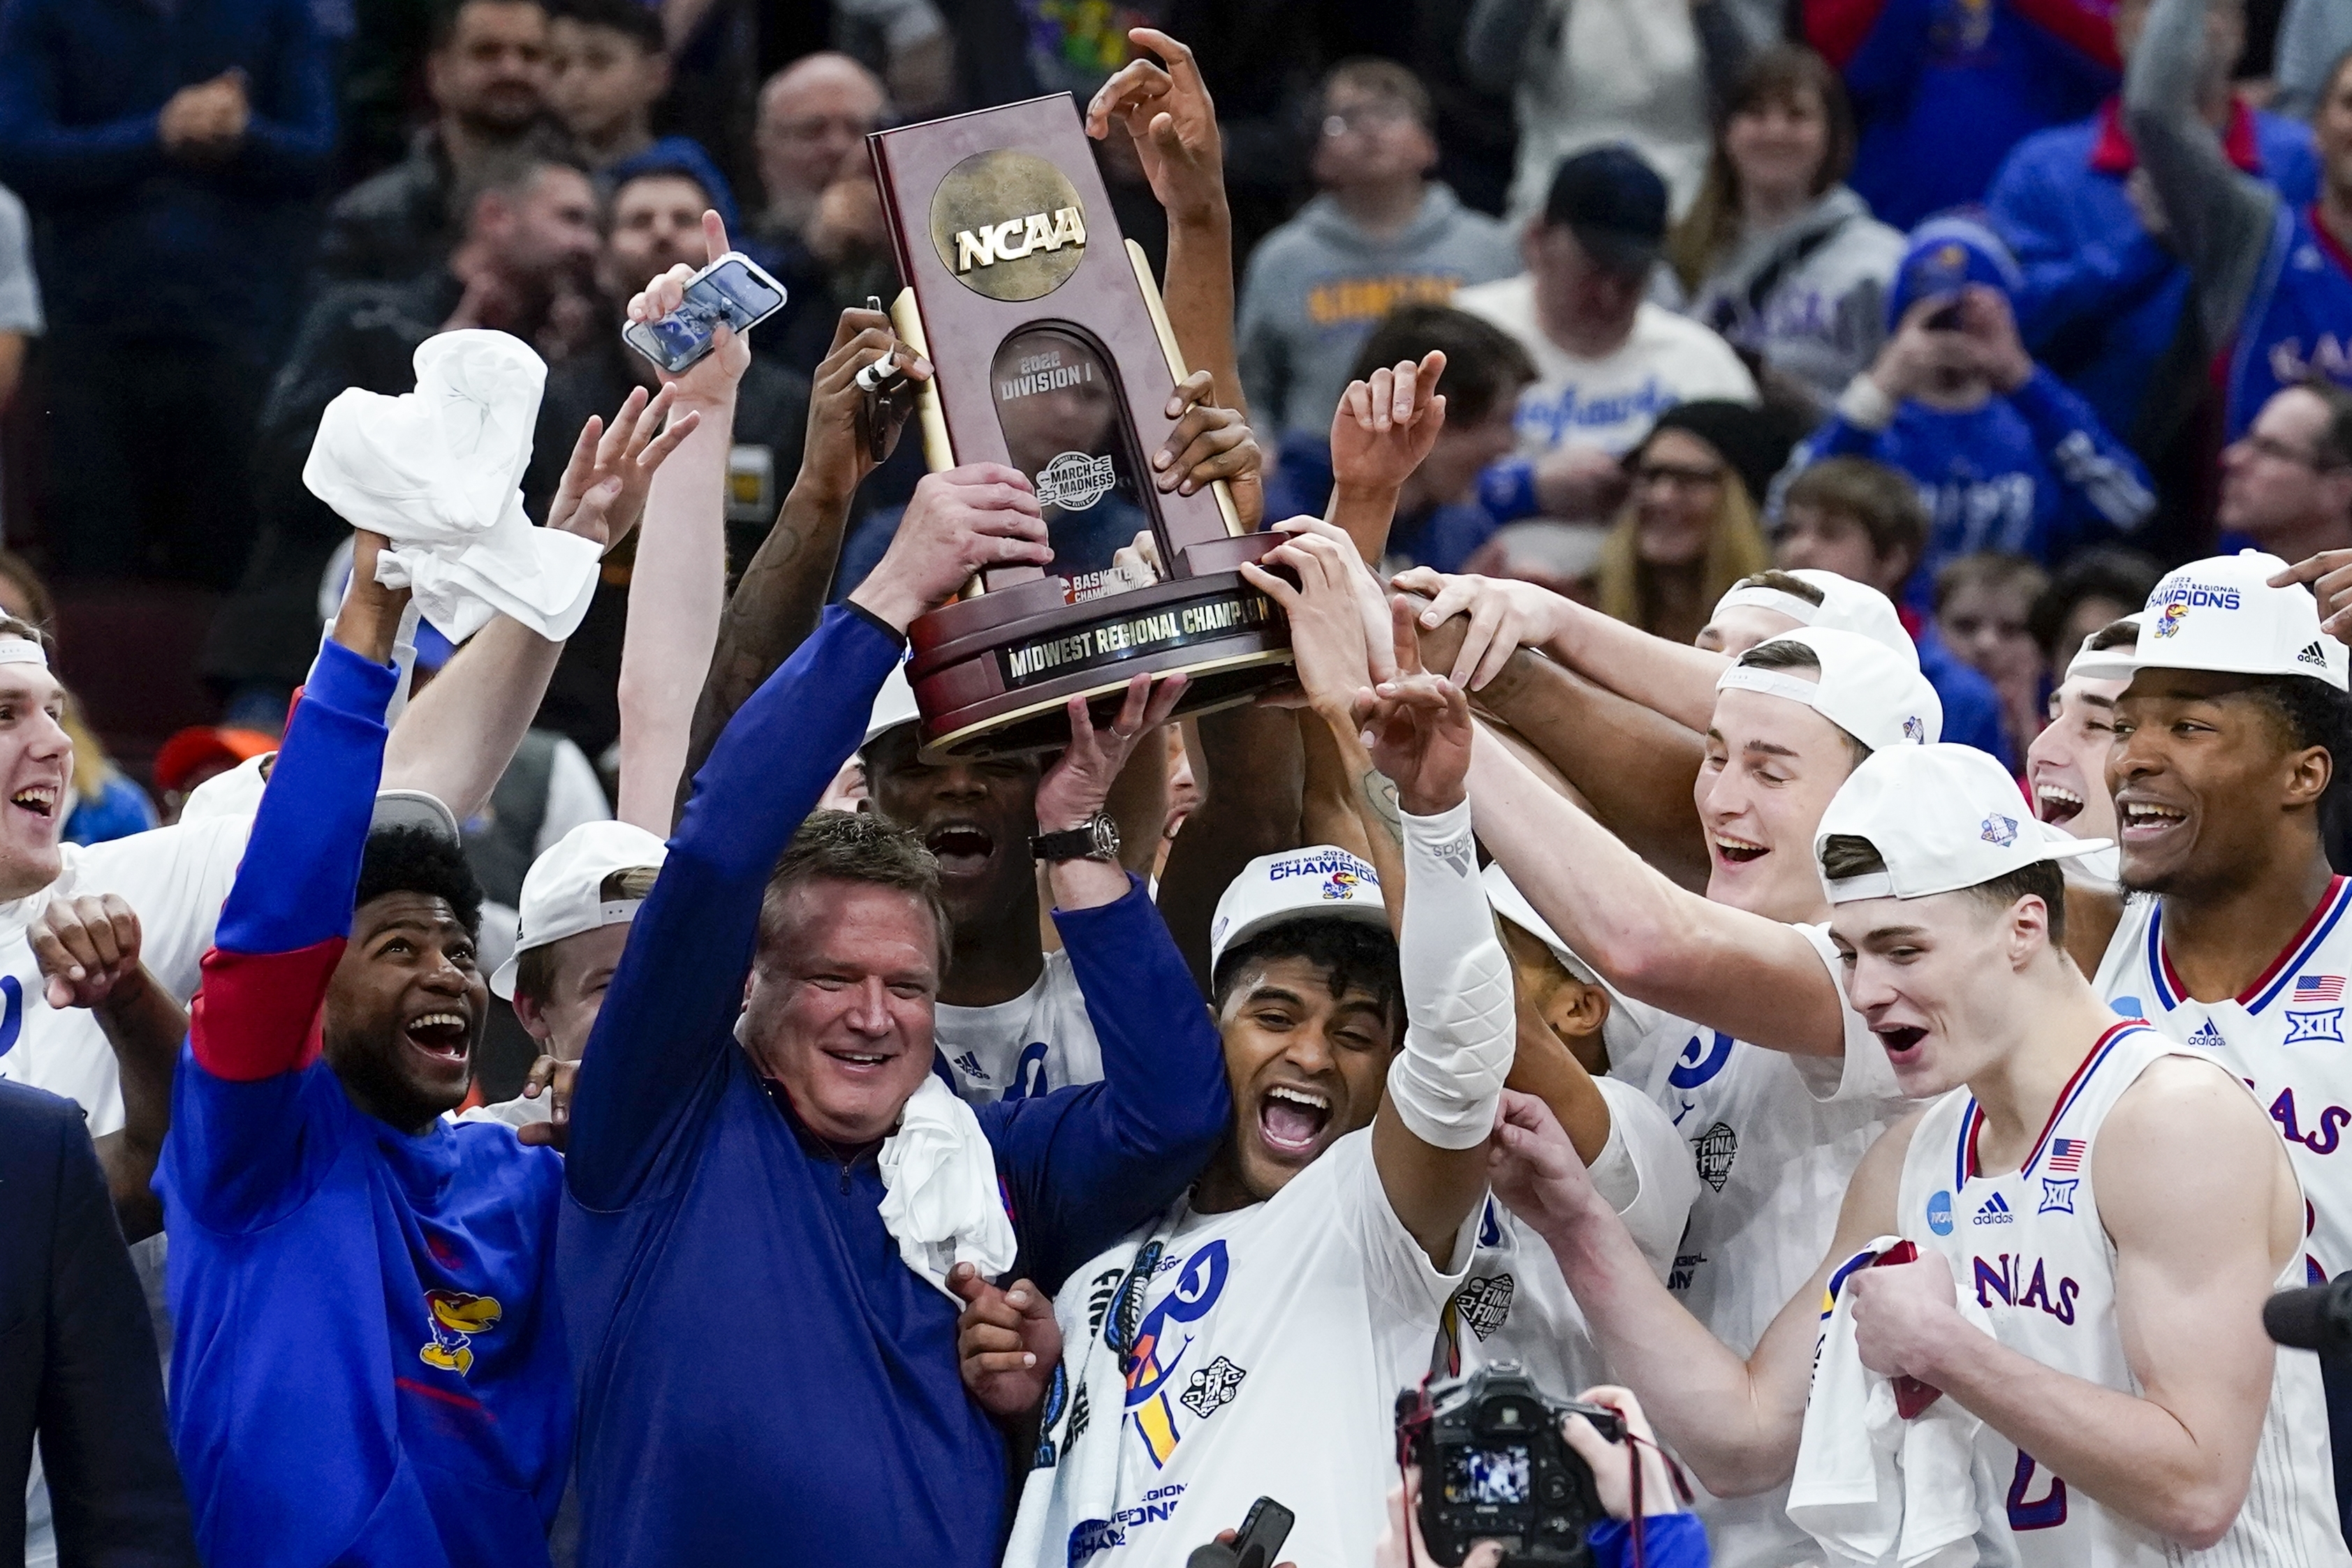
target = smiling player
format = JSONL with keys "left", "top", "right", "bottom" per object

{"left": 2025, "top": 614, "right": 2136, "bottom": 848}
{"left": 1491, "top": 743, "right": 2348, "bottom": 1564}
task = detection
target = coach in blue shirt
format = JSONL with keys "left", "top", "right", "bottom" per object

{"left": 558, "top": 465, "right": 1233, "bottom": 1567}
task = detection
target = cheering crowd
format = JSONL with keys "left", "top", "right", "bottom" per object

{"left": 8, "top": 0, "right": 2352, "bottom": 1565}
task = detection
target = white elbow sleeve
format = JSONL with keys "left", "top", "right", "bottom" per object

{"left": 1387, "top": 799, "right": 1517, "bottom": 1150}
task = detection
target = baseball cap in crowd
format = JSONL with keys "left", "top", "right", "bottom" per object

{"left": 605, "top": 135, "right": 742, "bottom": 235}
{"left": 1208, "top": 845, "right": 1389, "bottom": 974}
{"left": 2071, "top": 552, "right": 2349, "bottom": 690}
{"left": 1886, "top": 214, "right": 2024, "bottom": 327}
{"left": 490, "top": 820, "right": 670, "bottom": 998}
{"left": 154, "top": 725, "right": 277, "bottom": 796}
{"left": 1634, "top": 401, "right": 1804, "bottom": 512}
{"left": 1543, "top": 145, "right": 1668, "bottom": 277}
{"left": 1816, "top": 743, "right": 2108, "bottom": 903}
{"left": 1712, "top": 570, "right": 1916, "bottom": 666}
{"left": 1717, "top": 626, "right": 1942, "bottom": 753}
{"left": 1481, "top": 864, "right": 1601, "bottom": 985}
{"left": 864, "top": 660, "right": 920, "bottom": 748}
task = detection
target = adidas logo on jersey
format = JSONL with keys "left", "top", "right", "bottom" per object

{"left": 2301, "top": 640, "right": 2331, "bottom": 670}
{"left": 952, "top": 1051, "right": 989, "bottom": 1083}
{"left": 2188, "top": 1019, "right": 2226, "bottom": 1051}
{"left": 1973, "top": 1191, "right": 2015, "bottom": 1226}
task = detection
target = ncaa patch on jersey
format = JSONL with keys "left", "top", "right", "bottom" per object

{"left": 1927, "top": 1190, "right": 1954, "bottom": 1236}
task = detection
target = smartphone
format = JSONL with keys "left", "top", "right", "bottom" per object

{"left": 1229, "top": 1496, "right": 1294, "bottom": 1568}
{"left": 1925, "top": 299, "right": 1964, "bottom": 332}
{"left": 623, "top": 251, "right": 789, "bottom": 374}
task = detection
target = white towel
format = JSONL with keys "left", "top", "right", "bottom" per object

{"left": 1788, "top": 1236, "right": 2015, "bottom": 1568}
{"left": 878, "top": 1074, "right": 1018, "bottom": 1299}
{"left": 302, "top": 330, "right": 601, "bottom": 643}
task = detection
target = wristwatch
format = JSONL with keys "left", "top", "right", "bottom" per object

{"left": 1030, "top": 809, "right": 1122, "bottom": 864}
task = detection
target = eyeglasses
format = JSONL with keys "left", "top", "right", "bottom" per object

{"left": 2240, "top": 432, "right": 2349, "bottom": 471}
{"left": 763, "top": 113, "right": 879, "bottom": 147}
{"left": 1633, "top": 463, "right": 1726, "bottom": 491}
{"left": 1322, "top": 103, "right": 1414, "bottom": 138}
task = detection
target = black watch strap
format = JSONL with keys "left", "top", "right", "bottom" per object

{"left": 1031, "top": 809, "right": 1121, "bottom": 864}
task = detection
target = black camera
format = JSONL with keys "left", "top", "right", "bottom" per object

{"left": 1396, "top": 1361, "right": 1624, "bottom": 1567}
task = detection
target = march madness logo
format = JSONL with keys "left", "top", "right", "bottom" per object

{"left": 419, "top": 1289, "right": 501, "bottom": 1376}
{"left": 2286, "top": 975, "right": 2346, "bottom": 1044}
{"left": 1903, "top": 714, "right": 1926, "bottom": 743}
{"left": 1980, "top": 813, "right": 2017, "bottom": 847}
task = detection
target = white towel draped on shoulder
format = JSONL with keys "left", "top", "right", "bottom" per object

{"left": 879, "top": 1073, "right": 1018, "bottom": 1299}
{"left": 303, "top": 330, "right": 601, "bottom": 643}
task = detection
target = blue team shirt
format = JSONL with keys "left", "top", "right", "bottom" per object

{"left": 2229, "top": 202, "right": 2352, "bottom": 440}
{"left": 157, "top": 639, "right": 569, "bottom": 1568}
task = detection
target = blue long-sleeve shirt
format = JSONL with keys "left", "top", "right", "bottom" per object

{"left": 0, "top": 0, "right": 333, "bottom": 343}
{"left": 557, "top": 603, "right": 1231, "bottom": 1567}
{"left": 1791, "top": 368, "right": 2154, "bottom": 609}
{"left": 157, "top": 638, "right": 570, "bottom": 1568}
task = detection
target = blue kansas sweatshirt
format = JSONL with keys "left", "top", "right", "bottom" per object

{"left": 557, "top": 604, "right": 1231, "bottom": 1567}
{"left": 158, "top": 638, "right": 571, "bottom": 1567}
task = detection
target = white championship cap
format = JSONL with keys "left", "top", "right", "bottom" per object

{"left": 2064, "top": 612, "right": 2140, "bottom": 683}
{"left": 2071, "top": 551, "right": 2349, "bottom": 690}
{"left": 370, "top": 787, "right": 461, "bottom": 845}
{"left": 489, "top": 819, "right": 670, "bottom": 998}
{"left": 1712, "top": 569, "right": 1917, "bottom": 667}
{"left": 1480, "top": 864, "right": 1601, "bottom": 984}
{"left": 1716, "top": 625, "right": 1943, "bottom": 753}
{"left": 864, "top": 660, "right": 921, "bottom": 746}
{"left": 1208, "top": 844, "right": 1390, "bottom": 974}
{"left": 1814, "top": 743, "right": 2109, "bottom": 903}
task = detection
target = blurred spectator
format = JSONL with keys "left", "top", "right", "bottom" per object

{"left": 2273, "top": 0, "right": 2352, "bottom": 119}
{"left": 1263, "top": 304, "right": 1534, "bottom": 572}
{"left": 2028, "top": 542, "right": 2162, "bottom": 672}
{"left": 750, "top": 53, "right": 895, "bottom": 373}
{"left": 206, "top": 147, "right": 598, "bottom": 715}
{"left": 1464, "top": 0, "right": 1726, "bottom": 221}
{"left": 0, "top": 549, "right": 159, "bottom": 845}
{"left": 1596, "top": 399, "right": 1777, "bottom": 644}
{"left": 1806, "top": 0, "right": 2119, "bottom": 230}
{"left": 152, "top": 725, "right": 275, "bottom": 823}
{"left": 1457, "top": 147, "right": 1757, "bottom": 528}
{"left": 832, "top": 0, "right": 953, "bottom": 117}
{"left": 1783, "top": 216, "right": 2155, "bottom": 607}
{"left": 528, "top": 149, "right": 808, "bottom": 761}
{"left": 1933, "top": 549, "right": 2050, "bottom": 762}
{"left": 1667, "top": 45, "right": 1904, "bottom": 417}
{"left": 547, "top": 0, "right": 670, "bottom": 170}
{"left": 1236, "top": 61, "right": 1517, "bottom": 442}
{"left": 2215, "top": 380, "right": 2352, "bottom": 563}
{"left": 0, "top": 184, "right": 33, "bottom": 418}
{"left": 316, "top": 0, "right": 554, "bottom": 286}
{"left": 1461, "top": 519, "right": 1612, "bottom": 605}
{"left": 1773, "top": 455, "right": 2015, "bottom": 761}
{"left": 0, "top": 0, "right": 334, "bottom": 588}
{"left": 2127, "top": 0, "right": 2352, "bottom": 444}
{"left": 1990, "top": 0, "right": 2313, "bottom": 558}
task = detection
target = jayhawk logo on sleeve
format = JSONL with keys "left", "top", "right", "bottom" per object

{"left": 419, "top": 1289, "right": 503, "bottom": 1376}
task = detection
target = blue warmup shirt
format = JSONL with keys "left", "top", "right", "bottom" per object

{"left": 558, "top": 604, "right": 1230, "bottom": 1567}
{"left": 1990, "top": 98, "right": 2317, "bottom": 445}
{"left": 2227, "top": 202, "right": 2352, "bottom": 440}
{"left": 1791, "top": 367, "right": 2154, "bottom": 609}
{"left": 158, "top": 638, "right": 570, "bottom": 1568}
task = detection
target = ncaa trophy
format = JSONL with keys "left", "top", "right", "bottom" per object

{"left": 869, "top": 95, "right": 1294, "bottom": 757}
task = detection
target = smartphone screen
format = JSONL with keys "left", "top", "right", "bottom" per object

{"left": 625, "top": 254, "right": 788, "bottom": 373}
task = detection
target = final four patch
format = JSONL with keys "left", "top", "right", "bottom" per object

{"left": 1454, "top": 1274, "right": 1515, "bottom": 1341}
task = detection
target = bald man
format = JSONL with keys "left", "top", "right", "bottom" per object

{"left": 754, "top": 53, "right": 886, "bottom": 246}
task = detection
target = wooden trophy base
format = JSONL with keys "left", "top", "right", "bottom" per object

{"left": 906, "top": 534, "right": 1296, "bottom": 759}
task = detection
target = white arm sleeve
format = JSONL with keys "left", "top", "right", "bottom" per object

{"left": 1388, "top": 800, "right": 1517, "bottom": 1149}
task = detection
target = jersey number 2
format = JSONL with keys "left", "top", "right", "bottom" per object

{"left": 2007, "top": 1450, "right": 2067, "bottom": 1530}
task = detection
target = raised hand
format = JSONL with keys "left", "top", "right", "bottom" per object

{"left": 1351, "top": 596, "right": 1473, "bottom": 816}
{"left": 800, "top": 306, "right": 934, "bottom": 508}
{"left": 545, "top": 382, "right": 698, "bottom": 554}
{"left": 513, "top": 1054, "right": 580, "bottom": 1149}
{"left": 1242, "top": 521, "right": 1394, "bottom": 716}
{"left": 1034, "top": 672, "right": 1191, "bottom": 833}
{"left": 2270, "top": 550, "right": 2352, "bottom": 639}
{"left": 625, "top": 210, "right": 754, "bottom": 404}
{"left": 1390, "top": 567, "right": 1572, "bottom": 693}
{"left": 1330, "top": 352, "right": 1448, "bottom": 498}
{"left": 1956, "top": 283, "right": 2034, "bottom": 396}
{"left": 29, "top": 894, "right": 145, "bottom": 1010}
{"left": 1485, "top": 1089, "right": 1606, "bottom": 1244}
{"left": 1084, "top": 29, "right": 1226, "bottom": 225}
{"left": 950, "top": 1264, "right": 1062, "bottom": 1419}
{"left": 1155, "top": 369, "right": 1263, "bottom": 528}
{"left": 848, "top": 465, "right": 1051, "bottom": 632}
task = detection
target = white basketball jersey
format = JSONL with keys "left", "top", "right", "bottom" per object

{"left": 1897, "top": 1021, "right": 2346, "bottom": 1567}
{"left": 2096, "top": 876, "right": 2352, "bottom": 1283}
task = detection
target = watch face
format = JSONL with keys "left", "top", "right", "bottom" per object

{"left": 1092, "top": 814, "right": 1121, "bottom": 859}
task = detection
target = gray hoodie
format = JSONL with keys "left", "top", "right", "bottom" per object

{"left": 1680, "top": 185, "right": 1905, "bottom": 416}
{"left": 1237, "top": 184, "right": 1520, "bottom": 438}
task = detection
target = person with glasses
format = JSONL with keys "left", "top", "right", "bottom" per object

{"left": 1592, "top": 400, "right": 1789, "bottom": 646}
{"left": 2220, "top": 382, "right": 2352, "bottom": 565}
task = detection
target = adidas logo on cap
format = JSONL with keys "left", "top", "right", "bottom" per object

{"left": 2302, "top": 640, "right": 2330, "bottom": 670}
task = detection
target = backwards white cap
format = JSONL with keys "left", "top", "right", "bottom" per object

{"left": 1208, "top": 845, "right": 1389, "bottom": 973}
{"left": 865, "top": 660, "right": 921, "bottom": 747}
{"left": 1712, "top": 569, "right": 1918, "bottom": 667}
{"left": 1480, "top": 864, "right": 1600, "bottom": 984}
{"left": 1717, "top": 625, "right": 1942, "bottom": 753}
{"left": 2064, "top": 612, "right": 2141, "bottom": 684}
{"left": 2071, "top": 551, "right": 2349, "bottom": 690}
{"left": 1814, "top": 743, "right": 2108, "bottom": 903}
{"left": 490, "top": 819, "right": 670, "bottom": 998}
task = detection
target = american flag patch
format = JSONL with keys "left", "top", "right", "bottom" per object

{"left": 2296, "top": 975, "right": 2346, "bottom": 1004}
{"left": 2048, "top": 1137, "right": 2084, "bottom": 1173}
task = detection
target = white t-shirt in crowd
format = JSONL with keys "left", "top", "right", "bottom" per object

{"left": 1604, "top": 920, "right": 1910, "bottom": 1568}
{"left": 0, "top": 185, "right": 41, "bottom": 336}
{"left": 0, "top": 818, "right": 251, "bottom": 1133}
{"left": 1448, "top": 1076, "right": 1698, "bottom": 1398}
{"left": 1451, "top": 276, "right": 1757, "bottom": 462}
{"left": 1020, "top": 1130, "right": 1478, "bottom": 1568}
{"left": 936, "top": 948, "right": 1103, "bottom": 1104}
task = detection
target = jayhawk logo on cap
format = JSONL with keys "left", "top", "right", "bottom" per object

{"left": 2154, "top": 602, "right": 2190, "bottom": 639}
{"left": 1322, "top": 869, "right": 1363, "bottom": 901}
{"left": 420, "top": 1289, "right": 502, "bottom": 1377}
{"left": 1980, "top": 813, "right": 2017, "bottom": 847}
